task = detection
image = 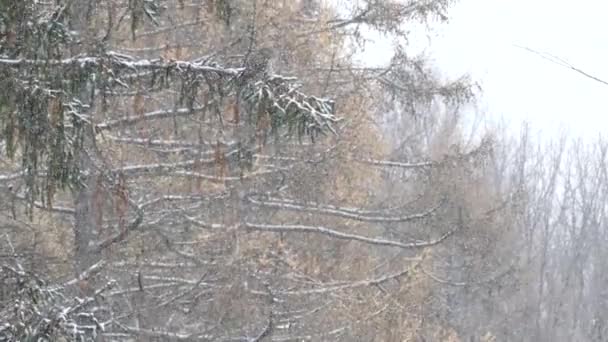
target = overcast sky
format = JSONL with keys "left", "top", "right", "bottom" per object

{"left": 359, "top": 0, "right": 608, "bottom": 139}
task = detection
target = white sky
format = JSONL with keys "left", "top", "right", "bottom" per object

{"left": 359, "top": 0, "right": 608, "bottom": 138}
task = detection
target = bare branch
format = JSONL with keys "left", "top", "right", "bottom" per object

{"left": 515, "top": 45, "right": 608, "bottom": 87}
{"left": 278, "top": 260, "right": 421, "bottom": 295}
{"left": 0, "top": 55, "right": 239, "bottom": 76}
{"left": 244, "top": 222, "right": 454, "bottom": 249}
{"left": 64, "top": 260, "right": 106, "bottom": 287}
{"left": 247, "top": 195, "right": 441, "bottom": 222}
{"left": 96, "top": 106, "right": 207, "bottom": 131}
{"left": 359, "top": 158, "right": 434, "bottom": 169}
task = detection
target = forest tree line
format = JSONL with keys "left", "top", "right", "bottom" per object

{"left": 0, "top": 1, "right": 607, "bottom": 341}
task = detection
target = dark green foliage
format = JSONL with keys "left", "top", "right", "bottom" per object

{"left": 243, "top": 76, "right": 338, "bottom": 143}
{"left": 379, "top": 48, "right": 475, "bottom": 115}
{"left": 0, "top": 0, "right": 336, "bottom": 213}
{"left": 0, "top": 0, "right": 76, "bottom": 212}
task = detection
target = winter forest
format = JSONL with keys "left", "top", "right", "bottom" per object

{"left": 1, "top": 0, "right": 607, "bottom": 341}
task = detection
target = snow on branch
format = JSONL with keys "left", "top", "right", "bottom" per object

{"left": 105, "top": 135, "right": 224, "bottom": 149}
{"left": 64, "top": 260, "right": 106, "bottom": 287}
{"left": 247, "top": 195, "right": 441, "bottom": 222}
{"left": 360, "top": 158, "right": 434, "bottom": 169}
{"left": 112, "top": 158, "right": 219, "bottom": 176}
{"left": 244, "top": 222, "right": 454, "bottom": 249}
{"left": 246, "top": 75, "right": 339, "bottom": 138}
{"left": 96, "top": 106, "right": 207, "bottom": 131}
{"left": 0, "top": 54, "right": 239, "bottom": 77}
{"left": 0, "top": 171, "right": 24, "bottom": 183}
{"left": 0, "top": 260, "right": 115, "bottom": 341}
{"left": 1, "top": 52, "right": 339, "bottom": 140}
{"left": 277, "top": 261, "right": 421, "bottom": 295}
{"left": 0, "top": 51, "right": 339, "bottom": 202}
{"left": 118, "top": 325, "right": 213, "bottom": 341}
{"left": 10, "top": 191, "right": 76, "bottom": 215}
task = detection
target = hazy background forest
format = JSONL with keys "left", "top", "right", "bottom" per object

{"left": 1, "top": 1, "right": 607, "bottom": 341}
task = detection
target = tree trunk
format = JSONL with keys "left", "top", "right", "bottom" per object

{"left": 69, "top": 0, "right": 103, "bottom": 275}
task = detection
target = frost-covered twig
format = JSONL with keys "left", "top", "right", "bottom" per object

{"left": 244, "top": 222, "right": 454, "bottom": 249}
{"left": 360, "top": 158, "right": 434, "bottom": 169}
{"left": 247, "top": 195, "right": 441, "bottom": 222}
{"left": 64, "top": 260, "right": 106, "bottom": 287}
{"left": 0, "top": 259, "right": 114, "bottom": 341}
{"left": 96, "top": 106, "right": 207, "bottom": 131}
{"left": 0, "top": 55, "right": 239, "bottom": 76}
{"left": 277, "top": 260, "right": 421, "bottom": 295}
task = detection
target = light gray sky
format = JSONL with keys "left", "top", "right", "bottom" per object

{"left": 358, "top": 0, "right": 608, "bottom": 138}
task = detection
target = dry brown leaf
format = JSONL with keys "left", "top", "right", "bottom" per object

{"left": 48, "top": 97, "right": 62, "bottom": 127}
{"left": 133, "top": 93, "right": 145, "bottom": 117}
